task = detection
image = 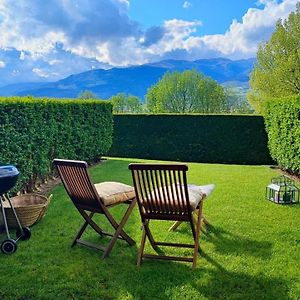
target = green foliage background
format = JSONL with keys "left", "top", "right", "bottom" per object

{"left": 248, "top": 3, "right": 300, "bottom": 112}
{"left": 264, "top": 96, "right": 300, "bottom": 175}
{"left": 110, "top": 114, "right": 273, "bottom": 165}
{"left": 146, "top": 70, "right": 227, "bottom": 113}
{"left": 0, "top": 97, "right": 113, "bottom": 192}
{"left": 110, "top": 93, "right": 142, "bottom": 113}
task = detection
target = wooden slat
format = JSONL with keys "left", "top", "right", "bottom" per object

{"left": 143, "top": 254, "right": 193, "bottom": 262}
{"left": 155, "top": 242, "right": 194, "bottom": 248}
{"left": 76, "top": 239, "right": 106, "bottom": 251}
{"left": 144, "top": 170, "right": 155, "bottom": 213}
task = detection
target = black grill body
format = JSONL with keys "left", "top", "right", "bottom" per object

{"left": 0, "top": 165, "right": 31, "bottom": 254}
{"left": 0, "top": 165, "right": 19, "bottom": 194}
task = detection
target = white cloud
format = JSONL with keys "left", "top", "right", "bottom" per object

{"left": 200, "top": 0, "right": 299, "bottom": 58}
{"left": 32, "top": 68, "right": 49, "bottom": 78}
{"left": 0, "top": 0, "right": 139, "bottom": 57}
{"left": 48, "top": 59, "right": 63, "bottom": 65}
{"left": 183, "top": 1, "right": 191, "bottom": 9}
{"left": 0, "top": 61, "right": 5, "bottom": 68}
{"left": 19, "top": 51, "right": 25, "bottom": 60}
{"left": 0, "top": 0, "right": 298, "bottom": 83}
{"left": 256, "top": 0, "right": 276, "bottom": 6}
{"left": 145, "top": 19, "right": 202, "bottom": 55}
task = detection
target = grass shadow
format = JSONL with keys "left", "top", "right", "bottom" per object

{"left": 204, "top": 225, "right": 273, "bottom": 259}
{"left": 175, "top": 223, "right": 272, "bottom": 260}
{"left": 106, "top": 249, "right": 291, "bottom": 300}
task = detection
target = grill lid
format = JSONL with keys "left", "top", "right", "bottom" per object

{"left": 0, "top": 165, "right": 19, "bottom": 194}
{"left": 0, "top": 165, "right": 19, "bottom": 178}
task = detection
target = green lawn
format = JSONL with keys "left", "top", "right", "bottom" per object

{"left": 1, "top": 158, "right": 299, "bottom": 300}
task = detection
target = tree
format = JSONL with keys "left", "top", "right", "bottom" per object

{"left": 110, "top": 93, "right": 142, "bottom": 113}
{"left": 248, "top": 3, "right": 300, "bottom": 112}
{"left": 224, "top": 86, "right": 254, "bottom": 114}
{"left": 146, "top": 70, "right": 227, "bottom": 113}
{"left": 78, "top": 90, "right": 97, "bottom": 99}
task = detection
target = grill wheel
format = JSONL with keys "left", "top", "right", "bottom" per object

{"left": 1, "top": 239, "right": 17, "bottom": 254}
{"left": 16, "top": 227, "right": 31, "bottom": 241}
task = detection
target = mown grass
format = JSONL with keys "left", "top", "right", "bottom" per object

{"left": 0, "top": 158, "right": 299, "bottom": 300}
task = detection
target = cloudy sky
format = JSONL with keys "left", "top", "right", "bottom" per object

{"left": 0, "top": 0, "right": 298, "bottom": 85}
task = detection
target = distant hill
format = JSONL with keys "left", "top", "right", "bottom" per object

{"left": 0, "top": 58, "right": 255, "bottom": 100}
{"left": 0, "top": 82, "right": 48, "bottom": 96}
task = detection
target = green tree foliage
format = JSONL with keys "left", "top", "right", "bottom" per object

{"left": 264, "top": 96, "right": 300, "bottom": 175}
{"left": 110, "top": 93, "right": 142, "bottom": 113}
{"left": 146, "top": 70, "right": 227, "bottom": 113}
{"left": 225, "top": 87, "right": 254, "bottom": 113}
{"left": 0, "top": 97, "right": 113, "bottom": 192}
{"left": 248, "top": 3, "right": 300, "bottom": 112}
{"left": 78, "top": 90, "right": 98, "bottom": 99}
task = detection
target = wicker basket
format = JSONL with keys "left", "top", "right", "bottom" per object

{"left": 2, "top": 194, "right": 52, "bottom": 228}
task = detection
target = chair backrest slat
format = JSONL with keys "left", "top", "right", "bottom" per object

{"left": 163, "top": 169, "right": 172, "bottom": 212}
{"left": 154, "top": 170, "right": 164, "bottom": 213}
{"left": 129, "top": 163, "right": 190, "bottom": 218}
{"left": 53, "top": 159, "right": 103, "bottom": 211}
{"left": 145, "top": 169, "right": 155, "bottom": 212}
{"left": 158, "top": 170, "right": 168, "bottom": 214}
{"left": 177, "top": 170, "right": 184, "bottom": 213}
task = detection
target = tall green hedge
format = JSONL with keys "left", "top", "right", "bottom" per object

{"left": 264, "top": 96, "right": 300, "bottom": 175}
{"left": 0, "top": 97, "right": 113, "bottom": 192}
{"left": 110, "top": 114, "right": 273, "bottom": 165}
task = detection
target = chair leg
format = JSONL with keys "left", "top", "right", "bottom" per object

{"left": 71, "top": 212, "right": 95, "bottom": 247}
{"left": 193, "top": 209, "right": 206, "bottom": 233}
{"left": 144, "top": 220, "right": 158, "bottom": 251}
{"left": 103, "top": 198, "right": 137, "bottom": 258}
{"left": 168, "top": 220, "right": 183, "bottom": 232}
{"left": 80, "top": 210, "right": 108, "bottom": 234}
{"left": 169, "top": 211, "right": 209, "bottom": 232}
{"left": 202, "top": 215, "right": 211, "bottom": 225}
{"left": 192, "top": 201, "right": 203, "bottom": 269}
{"left": 106, "top": 199, "right": 136, "bottom": 245}
{"left": 137, "top": 224, "right": 147, "bottom": 266}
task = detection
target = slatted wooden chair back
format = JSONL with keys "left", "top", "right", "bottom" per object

{"left": 53, "top": 159, "right": 103, "bottom": 212}
{"left": 53, "top": 159, "right": 137, "bottom": 258}
{"left": 129, "top": 163, "right": 192, "bottom": 221}
{"left": 129, "top": 163, "right": 204, "bottom": 268}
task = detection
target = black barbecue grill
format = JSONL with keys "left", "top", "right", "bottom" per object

{"left": 0, "top": 165, "right": 31, "bottom": 254}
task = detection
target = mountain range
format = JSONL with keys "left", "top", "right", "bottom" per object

{"left": 0, "top": 57, "right": 255, "bottom": 100}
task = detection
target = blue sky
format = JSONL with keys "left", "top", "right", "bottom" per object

{"left": 0, "top": 0, "right": 297, "bottom": 85}
{"left": 129, "top": 0, "right": 257, "bottom": 35}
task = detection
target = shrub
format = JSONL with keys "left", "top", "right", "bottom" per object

{"left": 0, "top": 97, "right": 113, "bottom": 192}
{"left": 110, "top": 114, "right": 273, "bottom": 165}
{"left": 264, "top": 96, "right": 300, "bottom": 175}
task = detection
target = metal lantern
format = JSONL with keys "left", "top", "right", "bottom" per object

{"left": 266, "top": 175, "right": 299, "bottom": 204}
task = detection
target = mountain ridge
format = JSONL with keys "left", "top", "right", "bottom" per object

{"left": 0, "top": 57, "right": 255, "bottom": 99}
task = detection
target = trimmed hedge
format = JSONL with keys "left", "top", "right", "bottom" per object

{"left": 0, "top": 97, "right": 113, "bottom": 192}
{"left": 264, "top": 96, "right": 300, "bottom": 175}
{"left": 110, "top": 114, "right": 273, "bottom": 165}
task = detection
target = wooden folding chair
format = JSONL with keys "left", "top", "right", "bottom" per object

{"left": 129, "top": 163, "right": 205, "bottom": 268}
{"left": 168, "top": 184, "right": 215, "bottom": 233}
{"left": 54, "top": 159, "right": 136, "bottom": 258}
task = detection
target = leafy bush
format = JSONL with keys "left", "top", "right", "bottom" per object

{"left": 264, "top": 96, "right": 300, "bottom": 175}
{"left": 110, "top": 114, "right": 273, "bottom": 165}
{"left": 248, "top": 4, "right": 300, "bottom": 112}
{"left": 110, "top": 93, "right": 142, "bottom": 113}
{"left": 0, "top": 97, "right": 113, "bottom": 192}
{"left": 146, "top": 70, "right": 227, "bottom": 113}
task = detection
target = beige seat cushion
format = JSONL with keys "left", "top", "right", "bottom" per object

{"left": 144, "top": 184, "right": 204, "bottom": 211}
{"left": 187, "top": 184, "right": 215, "bottom": 199}
{"left": 187, "top": 186, "right": 205, "bottom": 209}
{"left": 94, "top": 181, "right": 135, "bottom": 206}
